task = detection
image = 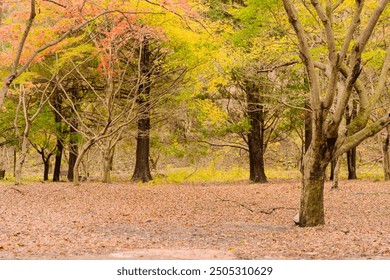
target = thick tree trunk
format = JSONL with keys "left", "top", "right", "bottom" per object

{"left": 383, "top": 126, "right": 390, "bottom": 181}
{"left": 131, "top": 39, "right": 152, "bottom": 183}
{"left": 300, "top": 146, "right": 327, "bottom": 226}
{"left": 299, "top": 108, "right": 334, "bottom": 227}
{"left": 246, "top": 87, "right": 267, "bottom": 183}
{"left": 132, "top": 117, "right": 152, "bottom": 182}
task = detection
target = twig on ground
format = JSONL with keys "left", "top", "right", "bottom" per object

{"left": 211, "top": 192, "right": 254, "bottom": 212}
{"left": 9, "top": 187, "right": 25, "bottom": 195}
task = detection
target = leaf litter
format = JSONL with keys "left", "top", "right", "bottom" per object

{"left": 0, "top": 179, "right": 389, "bottom": 259}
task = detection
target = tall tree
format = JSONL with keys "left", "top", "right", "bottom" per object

{"left": 131, "top": 38, "right": 153, "bottom": 182}
{"left": 282, "top": 0, "right": 390, "bottom": 227}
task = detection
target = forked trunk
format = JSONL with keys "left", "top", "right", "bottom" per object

{"left": 73, "top": 141, "right": 93, "bottom": 185}
{"left": 42, "top": 155, "right": 52, "bottom": 181}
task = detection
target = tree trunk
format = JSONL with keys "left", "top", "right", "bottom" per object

{"left": 67, "top": 82, "right": 79, "bottom": 182}
{"left": 53, "top": 137, "right": 63, "bottom": 182}
{"left": 345, "top": 101, "right": 358, "bottom": 179}
{"left": 299, "top": 108, "right": 334, "bottom": 227}
{"left": 132, "top": 117, "right": 152, "bottom": 182}
{"left": 329, "top": 158, "right": 336, "bottom": 181}
{"left": 43, "top": 155, "right": 52, "bottom": 181}
{"left": 331, "top": 156, "right": 341, "bottom": 189}
{"left": 73, "top": 140, "right": 94, "bottom": 185}
{"left": 246, "top": 86, "right": 267, "bottom": 183}
{"left": 131, "top": 39, "right": 152, "bottom": 183}
{"left": 300, "top": 145, "right": 327, "bottom": 226}
{"left": 52, "top": 91, "right": 63, "bottom": 182}
{"left": 346, "top": 148, "right": 357, "bottom": 179}
{"left": 68, "top": 121, "right": 78, "bottom": 182}
{"left": 304, "top": 99, "right": 312, "bottom": 153}
{"left": 383, "top": 125, "right": 390, "bottom": 181}
{"left": 15, "top": 132, "right": 29, "bottom": 185}
{"left": 103, "top": 148, "right": 114, "bottom": 183}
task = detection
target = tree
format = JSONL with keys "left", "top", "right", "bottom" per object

{"left": 131, "top": 38, "right": 153, "bottom": 182}
{"left": 282, "top": 0, "right": 390, "bottom": 227}
{"left": 29, "top": 106, "right": 57, "bottom": 181}
{"left": 13, "top": 79, "right": 56, "bottom": 184}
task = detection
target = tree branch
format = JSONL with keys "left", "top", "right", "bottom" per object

{"left": 336, "top": 113, "right": 390, "bottom": 157}
{"left": 282, "top": 0, "right": 321, "bottom": 110}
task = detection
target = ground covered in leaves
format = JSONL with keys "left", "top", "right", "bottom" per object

{"left": 1, "top": 179, "right": 390, "bottom": 260}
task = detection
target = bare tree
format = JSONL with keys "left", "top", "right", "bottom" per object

{"left": 13, "top": 81, "right": 56, "bottom": 184}
{"left": 282, "top": 0, "right": 390, "bottom": 227}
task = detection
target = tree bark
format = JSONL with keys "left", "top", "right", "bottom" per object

{"left": 304, "top": 99, "right": 312, "bottom": 154}
{"left": 246, "top": 84, "right": 267, "bottom": 183}
{"left": 345, "top": 101, "right": 358, "bottom": 179}
{"left": 67, "top": 82, "right": 79, "bottom": 182}
{"left": 300, "top": 139, "right": 328, "bottom": 226}
{"left": 132, "top": 117, "right": 152, "bottom": 182}
{"left": 103, "top": 147, "right": 114, "bottom": 183}
{"left": 329, "top": 158, "right": 336, "bottom": 181}
{"left": 15, "top": 131, "right": 29, "bottom": 185}
{"left": 331, "top": 156, "right": 341, "bottom": 189}
{"left": 52, "top": 91, "right": 63, "bottom": 182}
{"left": 53, "top": 136, "right": 63, "bottom": 182}
{"left": 67, "top": 121, "right": 78, "bottom": 181}
{"left": 383, "top": 125, "right": 390, "bottom": 181}
{"left": 131, "top": 39, "right": 153, "bottom": 183}
{"left": 43, "top": 155, "right": 52, "bottom": 181}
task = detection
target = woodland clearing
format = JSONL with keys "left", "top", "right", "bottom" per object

{"left": 1, "top": 179, "right": 390, "bottom": 260}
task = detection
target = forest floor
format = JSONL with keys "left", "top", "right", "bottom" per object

{"left": 0, "top": 179, "right": 390, "bottom": 260}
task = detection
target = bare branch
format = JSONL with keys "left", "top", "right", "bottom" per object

{"left": 282, "top": 0, "right": 321, "bottom": 110}
{"left": 43, "top": 0, "right": 67, "bottom": 8}
{"left": 336, "top": 113, "right": 390, "bottom": 157}
{"left": 256, "top": 60, "right": 300, "bottom": 73}
{"left": 332, "top": 0, "right": 344, "bottom": 12}
{"left": 195, "top": 139, "right": 249, "bottom": 152}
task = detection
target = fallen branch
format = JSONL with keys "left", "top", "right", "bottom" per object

{"left": 9, "top": 187, "right": 25, "bottom": 195}
{"left": 211, "top": 192, "right": 254, "bottom": 212}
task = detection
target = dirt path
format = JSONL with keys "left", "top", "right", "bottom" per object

{"left": 1, "top": 180, "right": 390, "bottom": 259}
